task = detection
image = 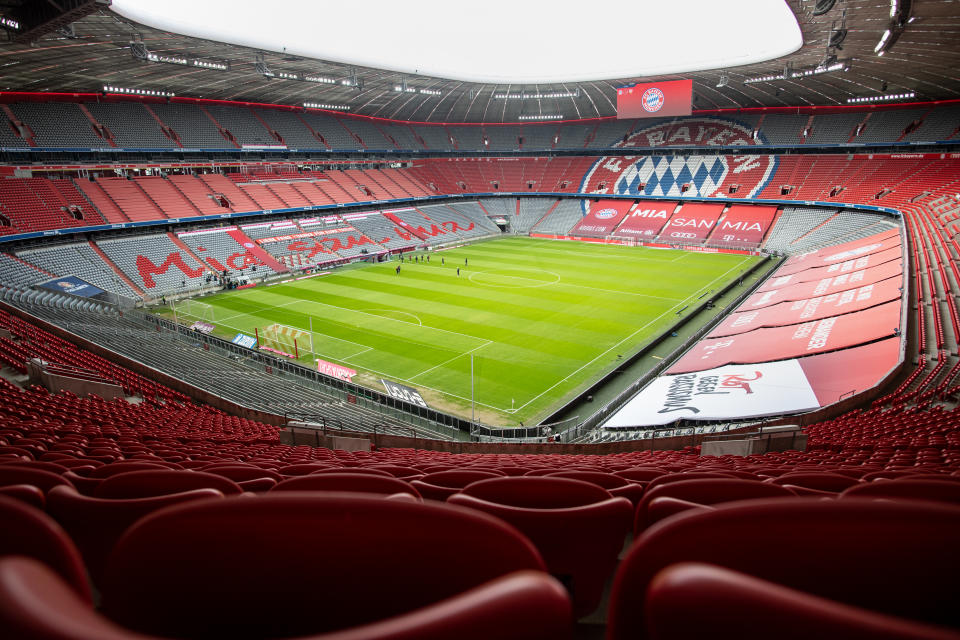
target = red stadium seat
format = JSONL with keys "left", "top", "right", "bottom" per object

{"left": 0, "top": 466, "right": 74, "bottom": 494}
{"left": 46, "top": 485, "right": 224, "bottom": 583}
{"left": 93, "top": 470, "right": 244, "bottom": 498}
{"left": 448, "top": 476, "right": 632, "bottom": 617}
{"left": 767, "top": 471, "right": 863, "bottom": 495}
{"left": 98, "top": 493, "right": 571, "bottom": 639}
{"left": 544, "top": 470, "right": 646, "bottom": 506}
{"left": 0, "top": 484, "right": 45, "bottom": 510}
{"left": 840, "top": 479, "right": 960, "bottom": 505}
{"left": 644, "top": 563, "right": 959, "bottom": 640}
{"left": 270, "top": 472, "right": 421, "bottom": 499}
{"left": 634, "top": 478, "right": 796, "bottom": 534}
{"left": 607, "top": 498, "right": 960, "bottom": 640}
{"left": 410, "top": 470, "right": 504, "bottom": 501}
{"left": 0, "top": 557, "right": 571, "bottom": 640}
{"left": 0, "top": 496, "right": 92, "bottom": 603}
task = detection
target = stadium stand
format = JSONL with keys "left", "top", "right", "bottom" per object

{"left": 4, "top": 86, "right": 960, "bottom": 640}
{"left": 83, "top": 103, "right": 178, "bottom": 149}
{"left": 17, "top": 243, "right": 140, "bottom": 299}
{"left": 148, "top": 103, "right": 229, "bottom": 149}
{"left": 530, "top": 198, "right": 583, "bottom": 234}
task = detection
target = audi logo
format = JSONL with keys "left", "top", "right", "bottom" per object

{"left": 670, "top": 232, "right": 698, "bottom": 239}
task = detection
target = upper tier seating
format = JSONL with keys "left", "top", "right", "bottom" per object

{"left": 10, "top": 103, "right": 104, "bottom": 148}
{"left": 83, "top": 103, "right": 177, "bottom": 149}
{"left": 148, "top": 104, "right": 227, "bottom": 148}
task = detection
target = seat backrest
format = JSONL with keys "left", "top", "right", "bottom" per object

{"left": 608, "top": 498, "right": 960, "bottom": 640}
{"left": 276, "top": 463, "right": 336, "bottom": 476}
{"left": 644, "top": 472, "right": 742, "bottom": 493}
{"left": 840, "top": 480, "right": 960, "bottom": 505}
{"left": 102, "top": 493, "right": 545, "bottom": 638}
{"left": 454, "top": 476, "right": 614, "bottom": 509}
{"left": 614, "top": 468, "right": 667, "bottom": 482}
{"left": 0, "top": 466, "right": 74, "bottom": 493}
{"left": 448, "top": 477, "right": 632, "bottom": 617}
{"left": 88, "top": 462, "right": 171, "bottom": 479}
{"left": 545, "top": 471, "right": 629, "bottom": 489}
{"left": 46, "top": 485, "right": 224, "bottom": 583}
{"left": 309, "top": 466, "right": 394, "bottom": 477}
{"left": 94, "top": 470, "right": 244, "bottom": 498}
{"left": 769, "top": 472, "right": 862, "bottom": 492}
{"left": 0, "top": 495, "right": 92, "bottom": 603}
{"left": 643, "top": 562, "right": 960, "bottom": 640}
{"left": 199, "top": 465, "right": 283, "bottom": 483}
{"left": 410, "top": 470, "right": 504, "bottom": 501}
{"left": 635, "top": 479, "right": 796, "bottom": 533}
{"left": 365, "top": 464, "right": 423, "bottom": 479}
{"left": 270, "top": 473, "right": 421, "bottom": 499}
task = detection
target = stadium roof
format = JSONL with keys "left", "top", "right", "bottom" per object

{"left": 107, "top": 0, "right": 804, "bottom": 84}
{"left": 0, "top": 0, "right": 958, "bottom": 122}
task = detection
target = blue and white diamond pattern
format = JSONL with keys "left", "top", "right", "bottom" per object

{"left": 615, "top": 156, "right": 728, "bottom": 198}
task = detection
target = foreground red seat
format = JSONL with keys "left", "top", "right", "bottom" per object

{"left": 448, "top": 476, "right": 632, "bottom": 617}
{"left": 608, "top": 498, "right": 960, "bottom": 640}
{"left": 644, "top": 563, "right": 959, "bottom": 640}
{"left": 46, "top": 485, "right": 224, "bottom": 583}
{"left": 0, "top": 496, "right": 91, "bottom": 603}
{"left": 0, "top": 557, "right": 569, "bottom": 640}
{"left": 89, "top": 493, "right": 572, "bottom": 639}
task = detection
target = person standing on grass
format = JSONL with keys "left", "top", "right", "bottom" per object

{"left": 396, "top": 264, "right": 401, "bottom": 275}
{"left": 442, "top": 257, "right": 444, "bottom": 265}
{"left": 465, "top": 258, "right": 468, "bottom": 266}
{"left": 457, "top": 267, "right": 460, "bottom": 276}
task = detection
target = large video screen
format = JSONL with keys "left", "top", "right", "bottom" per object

{"left": 616, "top": 79, "right": 693, "bottom": 119}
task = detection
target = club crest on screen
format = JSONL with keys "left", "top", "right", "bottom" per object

{"left": 641, "top": 87, "right": 665, "bottom": 112}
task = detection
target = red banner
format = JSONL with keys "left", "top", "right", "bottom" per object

{"left": 745, "top": 263, "right": 903, "bottom": 310}
{"left": 611, "top": 202, "right": 674, "bottom": 240}
{"left": 657, "top": 202, "right": 726, "bottom": 242}
{"left": 760, "top": 247, "right": 902, "bottom": 290}
{"left": 709, "top": 204, "right": 778, "bottom": 247}
{"left": 710, "top": 278, "right": 903, "bottom": 338}
{"left": 798, "top": 338, "right": 901, "bottom": 406}
{"left": 617, "top": 79, "right": 693, "bottom": 119}
{"left": 571, "top": 199, "right": 634, "bottom": 237}
{"left": 777, "top": 230, "right": 901, "bottom": 276}
{"left": 668, "top": 300, "right": 901, "bottom": 374}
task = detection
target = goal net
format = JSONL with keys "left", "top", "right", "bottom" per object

{"left": 260, "top": 323, "right": 313, "bottom": 358}
{"left": 177, "top": 299, "right": 214, "bottom": 323}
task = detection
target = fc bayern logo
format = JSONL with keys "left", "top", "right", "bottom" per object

{"left": 642, "top": 88, "right": 665, "bottom": 113}
{"left": 577, "top": 118, "right": 778, "bottom": 212}
{"left": 593, "top": 208, "right": 618, "bottom": 219}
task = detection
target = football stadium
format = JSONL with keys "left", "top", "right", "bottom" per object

{"left": 0, "top": 0, "right": 958, "bottom": 637}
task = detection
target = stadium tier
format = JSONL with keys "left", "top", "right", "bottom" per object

{"left": 1, "top": 99, "right": 959, "bottom": 153}
{"left": 1, "top": 10, "right": 960, "bottom": 632}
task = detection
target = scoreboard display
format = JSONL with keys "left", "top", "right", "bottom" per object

{"left": 616, "top": 79, "right": 693, "bottom": 119}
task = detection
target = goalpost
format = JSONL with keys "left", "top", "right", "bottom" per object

{"left": 175, "top": 299, "right": 214, "bottom": 323}
{"left": 259, "top": 323, "right": 313, "bottom": 359}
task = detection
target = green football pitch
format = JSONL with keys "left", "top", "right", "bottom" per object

{"left": 166, "top": 237, "right": 760, "bottom": 425}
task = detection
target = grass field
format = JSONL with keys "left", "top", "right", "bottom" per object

{"left": 162, "top": 237, "right": 760, "bottom": 425}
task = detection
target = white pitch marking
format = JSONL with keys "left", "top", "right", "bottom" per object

{"left": 508, "top": 255, "right": 756, "bottom": 414}
{"left": 408, "top": 340, "right": 492, "bottom": 382}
